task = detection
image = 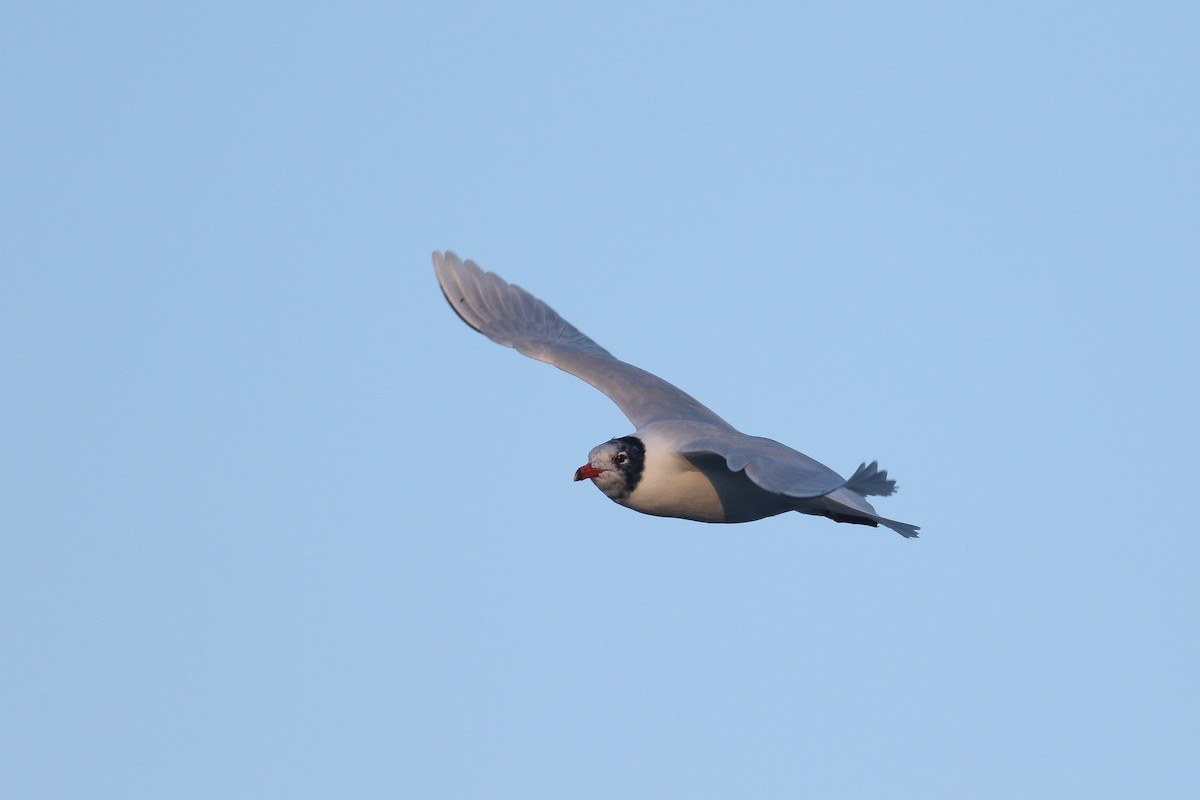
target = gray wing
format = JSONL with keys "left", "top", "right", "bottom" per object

{"left": 433, "top": 251, "right": 730, "bottom": 429}
{"left": 681, "top": 429, "right": 920, "bottom": 536}
{"left": 678, "top": 431, "right": 847, "bottom": 498}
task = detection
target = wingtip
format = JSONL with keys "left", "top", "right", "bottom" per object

{"left": 432, "top": 250, "right": 487, "bottom": 335}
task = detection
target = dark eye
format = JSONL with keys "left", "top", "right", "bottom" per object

{"left": 615, "top": 452, "right": 627, "bottom": 464}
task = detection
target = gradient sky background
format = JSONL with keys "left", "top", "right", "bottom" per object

{"left": 3, "top": 2, "right": 1198, "bottom": 798}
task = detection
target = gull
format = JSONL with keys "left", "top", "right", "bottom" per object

{"left": 433, "top": 251, "right": 919, "bottom": 538}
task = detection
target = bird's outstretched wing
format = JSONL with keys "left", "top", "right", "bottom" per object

{"left": 433, "top": 251, "right": 730, "bottom": 429}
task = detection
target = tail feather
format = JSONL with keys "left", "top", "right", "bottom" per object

{"left": 845, "top": 461, "right": 897, "bottom": 497}
{"left": 878, "top": 517, "right": 921, "bottom": 539}
{"left": 792, "top": 486, "right": 921, "bottom": 539}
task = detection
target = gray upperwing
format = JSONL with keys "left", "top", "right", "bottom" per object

{"left": 679, "top": 434, "right": 847, "bottom": 498}
{"left": 433, "top": 251, "right": 730, "bottom": 430}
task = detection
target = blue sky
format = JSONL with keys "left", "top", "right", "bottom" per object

{"left": 3, "top": 2, "right": 1198, "bottom": 797}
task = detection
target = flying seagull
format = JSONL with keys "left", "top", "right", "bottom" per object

{"left": 433, "top": 251, "right": 919, "bottom": 538}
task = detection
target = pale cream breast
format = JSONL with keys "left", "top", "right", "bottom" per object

{"left": 618, "top": 448, "right": 729, "bottom": 522}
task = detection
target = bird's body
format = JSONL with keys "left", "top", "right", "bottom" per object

{"left": 433, "top": 251, "right": 919, "bottom": 538}
{"left": 602, "top": 421, "right": 794, "bottom": 523}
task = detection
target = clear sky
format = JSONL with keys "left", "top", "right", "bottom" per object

{"left": 3, "top": 2, "right": 1198, "bottom": 798}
